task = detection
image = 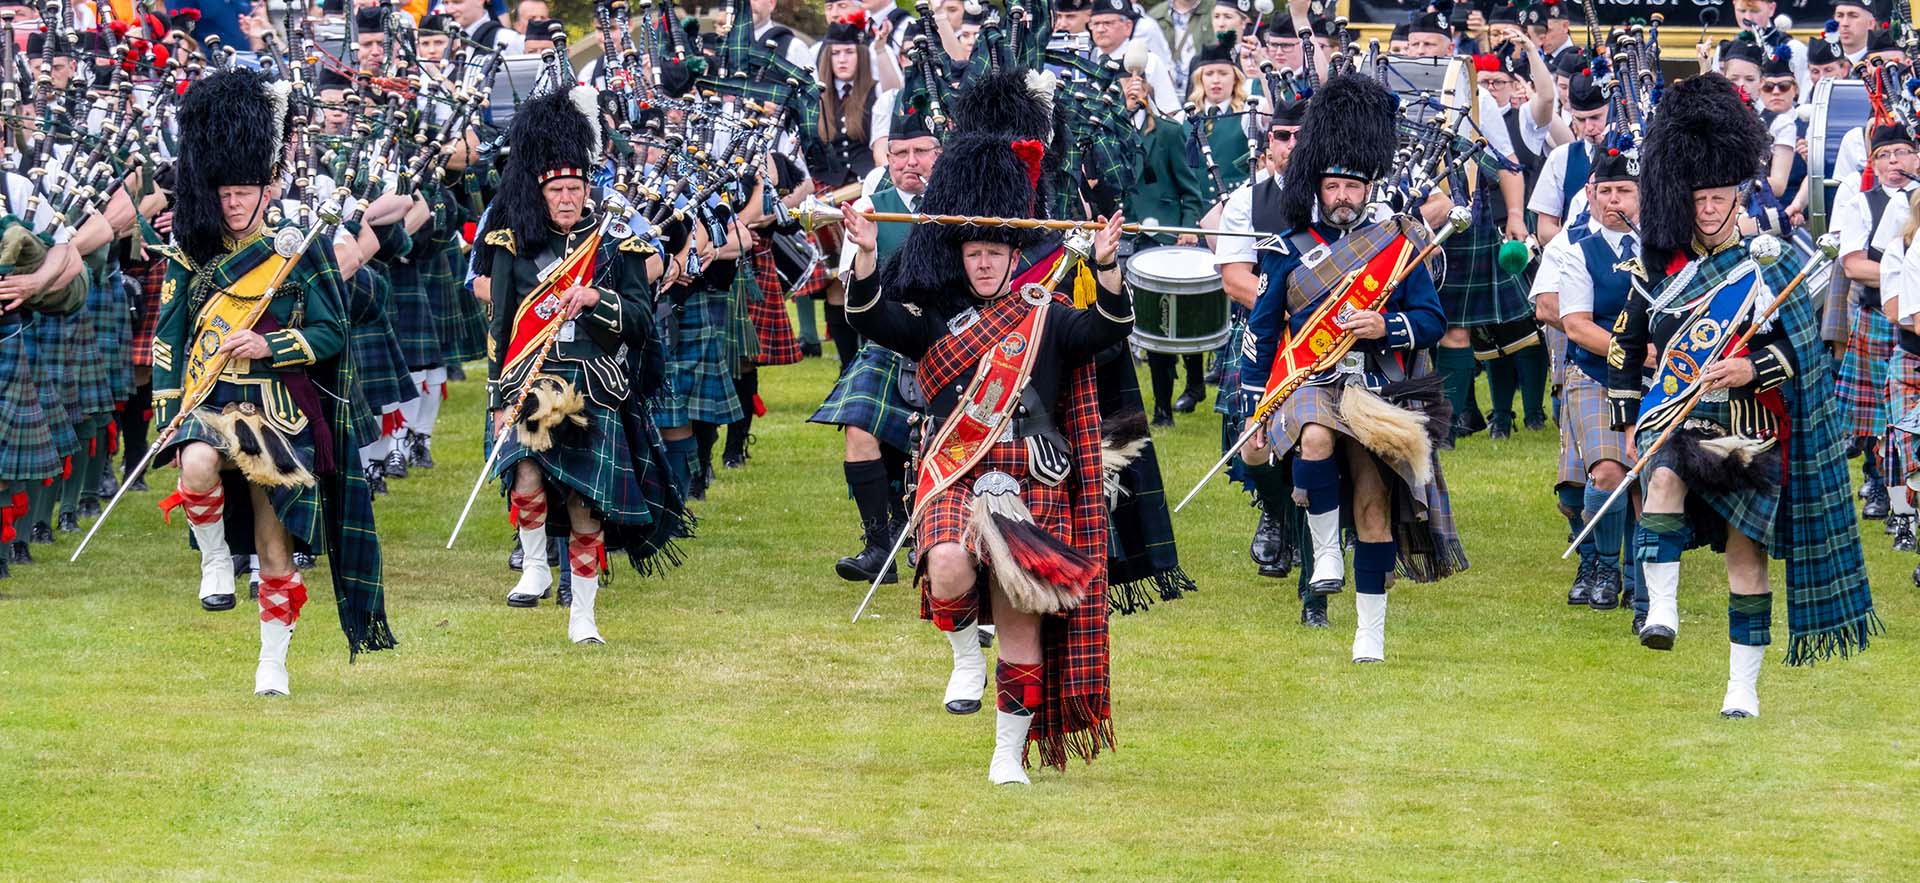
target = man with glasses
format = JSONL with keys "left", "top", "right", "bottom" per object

{"left": 1829, "top": 126, "right": 1920, "bottom": 523}
{"left": 1089, "top": 0, "right": 1181, "bottom": 115}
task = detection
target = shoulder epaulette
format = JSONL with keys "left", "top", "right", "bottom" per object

{"left": 617, "top": 235, "right": 654, "bottom": 255}
{"left": 1616, "top": 257, "right": 1646, "bottom": 282}
{"left": 484, "top": 228, "right": 516, "bottom": 255}
{"left": 151, "top": 242, "right": 193, "bottom": 272}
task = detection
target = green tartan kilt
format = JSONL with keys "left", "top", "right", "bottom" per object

{"left": 388, "top": 263, "right": 443, "bottom": 371}
{"left": 809, "top": 343, "right": 915, "bottom": 452}
{"left": 426, "top": 248, "right": 483, "bottom": 365}
{"left": 68, "top": 287, "right": 117, "bottom": 417}
{"left": 155, "top": 382, "right": 326, "bottom": 554}
{"left": 349, "top": 315, "right": 420, "bottom": 412}
{"left": 0, "top": 320, "right": 62, "bottom": 481}
{"left": 448, "top": 239, "right": 489, "bottom": 365}
{"left": 99, "top": 271, "right": 136, "bottom": 402}
{"left": 30, "top": 315, "right": 79, "bottom": 455}
{"left": 1634, "top": 398, "right": 1781, "bottom": 550}
{"left": 664, "top": 287, "right": 744, "bottom": 426}
{"left": 347, "top": 376, "right": 381, "bottom": 452}
{"left": 1438, "top": 225, "right": 1532, "bottom": 329}
{"left": 493, "top": 363, "right": 651, "bottom": 527}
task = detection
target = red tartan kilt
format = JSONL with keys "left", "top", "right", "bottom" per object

{"left": 747, "top": 242, "right": 803, "bottom": 367}
{"left": 130, "top": 256, "right": 166, "bottom": 367}
{"left": 915, "top": 437, "right": 1076, "bottom": 561}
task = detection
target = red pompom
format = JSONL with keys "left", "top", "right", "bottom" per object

{"left": 1010, "top": 138, "right": 1046, "bottom": 188}
{"left": 177, "top": 8, "right": 200, "bottom": 21}
{"left": 840, "top": 9, "right": 867, "bottom": 29}
{"left": 1472, "top": 53, "right": 1501, "bottom": 73}
{"left": 108, "top": 19, "right": 130, "bottom": 36}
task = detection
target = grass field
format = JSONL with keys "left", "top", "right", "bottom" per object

{"left": 3, "top": 351, "right": 1917, "bottom": 881}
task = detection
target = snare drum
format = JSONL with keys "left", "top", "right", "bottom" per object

{"left": 1809, "top": 77, "right": 1870, "bottom": 237}
{"left": 1126, "top": 245, "right": 1232, "bottom": 354}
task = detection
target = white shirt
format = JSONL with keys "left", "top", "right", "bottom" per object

{"left": 464, "top": 17, "right": 524, "bottom": 54}
{"left": 869, "top": 87, "right": 898, "bottom": 145}
{"left": 1528, "top": 138, "right": 1604, "bottom": 222}
{"left": 1893, "top": 233, "right": 1920, "bottom": 320}
{"left": 1476, "top": 90, "right": 1517, "bottom": 162}
{"left": 757, "top": 21, "right": 817, "bottom": 71}
{"left": 3, "top": 172, "right": 63, "bottom": 240}
{"left": 1212, "top": 170, "right": 1279, "bottom": 268}
{"left": 1551, "top": 224, "right": 1636, "bottom": 318}
{"left": 836, "top": 186, "right": 926, "bottom": 274}
{"left": 1835, "top": 126, "right": 1867, "bottom": 181}
{"left": 1833, "top": 176, "right": 1915, "bottom": 261}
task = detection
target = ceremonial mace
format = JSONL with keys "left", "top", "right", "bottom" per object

{"left": 792, "top": 198, "right": 1273, "bottom": 239}
{"left": 1173, "top": 207, "right": 1473, "bottom": 513}
{"left": 71, "top": 203, "right": 350, "bottom": 562}
{"left": 1561, "top": 234, "right": 1840, "bottom": 559}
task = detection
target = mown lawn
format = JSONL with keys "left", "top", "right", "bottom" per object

{"left": 3, "top": 349, "right": 1916, "bottom": 881}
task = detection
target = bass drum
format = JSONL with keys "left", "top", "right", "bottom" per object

{"left": 1126, "top": 246, "right": 1232, "bottom": 355}
{"left": 1808, "top": 77, "right": 1870, "bottom": 237}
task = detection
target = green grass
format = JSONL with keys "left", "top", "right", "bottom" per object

{"left": 4, "top": 353, "right": 1918, "bottom": 881}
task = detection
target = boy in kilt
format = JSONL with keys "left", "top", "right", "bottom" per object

{"left": 847, "top": 69, "right": 1128, "bottom": 785}
{"left": 149, "top": 70, "right": 395, "bottom": 695}
{"left": 1607, "top": 74, "right": 1878, "bottom": 718}
{"left": 1829, "top": 124, "right": 1919, "bottom": 522}
{"left": 477, "top": 87, "right": 690, "bottom": 643}
{"left": 1237, "top": 74, "right": 1466, "bottom": 665}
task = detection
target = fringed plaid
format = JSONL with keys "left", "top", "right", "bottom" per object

{"left": 722, "top": 261, "right": 763, "bottom": 374}
{"left": 1094, "top": 349, "right": 1193, "bottom": 614}
{"left": 1884, "top": 349, "right": 1920, "bottom": 483}
{"left": 746, "top": 241, "right": 803, "bottom": 367}
{"left": 27, "top": 313, "right": 78, "bottom": 458}
{"left": 913, "top": 292, "right": 1112, "bottom": 771}
{"left": 387, "top": 255, "right": 443, "bottom": 371}
{"left": 1836, "top": 303, "right": 1894, "bottom": 441}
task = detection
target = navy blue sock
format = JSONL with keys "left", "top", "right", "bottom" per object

{"left": 1557, "top": 485, "right": 1596, "bottom": 565}
{"left": 1582, "top": 483, "right": 1627, "bottom": 571}
{"left": 1633, "top": 512, "right": 1690, "bottom": 566}
{"left": 1353, "top": 540, "right": 1397, "bottom": 595}
{"left": 664, "top": 436, "right": 697, "bottom": 500}
{"left": 1628, "top": 559, "right": 1648, "bottom": 615}
{"left": 1729, "top": 592, "right": 1774, "bottom": 646}
{"left": 1292, "top": 455, "right": 1340, "bottom": 515}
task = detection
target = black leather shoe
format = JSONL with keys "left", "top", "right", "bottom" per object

{"left": 506, "top": 589, "right": 548, "bottom": 608}
{"left": 836, "top": 542, "right": 900, "bottom": 584}
{"left": 1308, "top": 577, "right": 1345, "bottom": 596}
{"left": 78, "top": 497, "right": 101, "bottom": 519}
{"left": 1203, "top": 365, "right": 1222, "bottom": 385}
{"left": 202, "top": 593, "right": 236, "bottom": 612}
{"left": 507, "top": 538, "right": 525, "bottom": 572}
{"left": 799, "top": 341, "right": 823, "bottom": 358}
{"left": 1587, "top": 567, "right": 1622, "bottom": 610}
{"left": 1524, "top": 415, "right": 1548, "bottom": 432}
{"left": 1250, "top": 510, "right": 1283, "bottom": 571}
{"left": 1300, "top": 606, "right": 1331, "bottom": 628}
{"left": 446, "top": 363, "right": 467, "bottom": 381}
{"left": 1639, "top": 624, "right": 1676, "bottom": 650}
{"left": 125, "top": 472, "right": 147, "bottom": 493}
{"left": 1895, "top": 515, "right": 1915, "bottom": 553}
{"left": 1151, "top": 407, "right": 1174, "bottom": 428}
{"left": 384, "top": 447, "right": 410, "bottom": 479}
{"left": 946, "top": 698, "right": 982, "bottom": 715}
{"left": 409, "top": 435, "right": 435, "bottom": 470}
{"left": 294, "top": 553, "right": 316, "bottom": 570}
{"left": 1863, "top": 479, "right": 1890, "bottom": 520}
{"left": 1720, "top": 709, "right": 1755, "bottom": 719}
{"left": 1172, "top": 391, "right": 1201, "bottom": 413}
{"left": 1567, "top": 559, "right": 1594, "bottom": 605}
{"left": 57, "top": 511, "right": 77, "bottom": 533}
{"left": 366, "top": 471, "right": 388, "bottom": 496}
{"left": 30, "top": 521, "right": 52, "bottom": 544}
{"left": 9, "top": 540, "right": 30, "bottom": 563}
{"left": 557, "top": 581, "right": 572, "bottom": 608}
{"left": 1632, "top": 612, "right": 1646, "bottom": 635}
{"left": 977, "top": 628, "right": 995, "bottom": 649}
{"left": 1911, "top": 563, "right": 1920, "bottom": 589}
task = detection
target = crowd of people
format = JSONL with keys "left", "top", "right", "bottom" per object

{"left": 0, "top": 0, "right": 1901, "bottom": 785}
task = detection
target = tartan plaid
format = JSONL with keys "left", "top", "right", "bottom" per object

{"left": 31, "top": 314, "right": 80, "bottom": 444}
{"left": 1213, "top": 317, "right": 1247, "bottom": 419}
{"left": 666, "top": 286, "right": 744, "bottom": 426}
{"left": 1559, "top": 373, "right": 1630, "bottom": 487}
{"left": 1543, "top": 324, "right": 1569, "bottom": 389}
{"left": 914, "top": 292, "right": 1112, "bottom": 769}
{"left": 1885, "top": 349, "right": 1920, "bottom": 483}
{"left": 493, "top": 361, "right": 653, "bottom": 526}
{"left": 1094, "top": 347, "right": 1193, "bottom": 613}
{"left": 1836, "top": 303, "right": 1894, "bottom": 440}
{"left": 1438, "top": 224, "right": 1532, "bottom": 329}
{"left": 747, "top": 242, "right": 802, "bottom": 367}
{"left": 1636, "top": 243, "right": 1877, "bottom": 664}
{"left": 345, "top": 269, "right": 420, "bottom": 413}
{"left": 69, "top": 281, "right": 115, "bottom": 417}
{"left": 386, "top": 256, "right": 443, "bottom": 371}
{"left": 808, "top": 343, "right": 916, "bottom": 453}
{"left": 0, "top": 318, "right": 60, "bottom": 481}
{"left": 1263, "top": 373, "right": 1467, "bottom": 582}
{"left": 1820, "top": 276, "right": 1853, "bottom": 345}
{"left": 130, "top": 256, "right": 165, "bottom": 367}
{"left": 426, "top": 195, "right": 486, "bottom": 365}
{"left": 722, "top": 261, "right": 763, "bottom": 373}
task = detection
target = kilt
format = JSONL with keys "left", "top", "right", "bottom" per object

{"left": 103, "top": 271, "right": 136, "bottom": 401}
{"left": 423, "top": 248, "right": 470, "bottom": 365}
{"left": 493, "top": 363, "right": 652, "bottom": 528}
{"left": 130, "top": 256, "right": 165, "bottom": 368}
{"left": 666, "top": 286, "right": 744, "bottom": 426}
{"left": 387, "top": 261, "right": 443, "bottom": 371}
{"left": 350, "top": 313, "right": 420, "bottom": 413}
{"left": 1634, "top": 399, "right": 1780, "bottom": 550}
{"left": 808, "top": 343, "right": 916, "bottom": 452}
{"left": 0, "top": 320, "right": 61, "bottom": 481}
{"left": 1885, "top": 349, "right": 1920, "bottom": 485}
{"left": 1438, "top": 224, "right": 1532, "bottom": 329}
{"left": 31, "top": 314, "right": 80, "bottom": 443}
{"left": 347, "top": 376, "right": 381, "bottom": 450}
{"left": 1263, "top": 375, "right": 1469, "bottom": 581}
{"left": 69, "top": 282, "right": 116, "bottom": 417}
{"left": 445, "top": 239, "right": 489, "bottom": 364}
{"left": 747, "top": 242, "right": 803, "bottom": 367}
{"left": 915, "top": 437, "right": 1075, "bottom": 566}
{"left": 1212, "top": 316, "right": 1247, "bottom": 420}
{"left": 1558, "top": 371, "right": 1630, "bottom": 487}
{"left": 1836, "top": 304, "right": 1893, "bottom": 440}
{"left": 155, "top": 382, "right": 326, "bottom": 555}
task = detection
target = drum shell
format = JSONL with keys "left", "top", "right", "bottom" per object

{"left": 1125, "top": 245, "right": 1232, "bottom": 354}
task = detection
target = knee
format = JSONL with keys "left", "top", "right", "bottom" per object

{"left": 566, "top": 496, "right": 600, "bottom": 533}
{"left": 1590, "top": 461, "right": 1627, "bottom": 492}
{"left": 845, "top": 428, "right": 881, "bottom": 461}
{"left": 178, "top": 443, "right": 221, "bottom": 489}
{"left": 925, "top": 543, "right": 974, "bottom": 597}
{"left": 1442, "top": 328, "right": 1471, "bottom": 347}
{"left": 1299, "top": 424, "right": 1335, "bottom": 460}
{"left": 1646, "top": 467, "right": 1685, "bottom": 504}
{"left": 512, "top": 461, "right": 543, "bottom": 493}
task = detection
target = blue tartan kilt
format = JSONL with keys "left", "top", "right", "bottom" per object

{"left": 388, "top": 264, "right": 443, "bottom": 371}
{"left": 1836, "top": 305, "right": 1893, "bottom": 440}
{"left": 99, "top": 271, "right": 136, "bottom": 402}
{"left": 666, "top": 287, "right": 744, "bottom": 426}
{"left": 1438, "top": 225, "right": 1532, "bottom": 329}
{"left": 809, "top": 344, "right": 915, "bottom": 452}
{"left": 29, "top": 316, "right": 79, "bottom": 454}
{"left": 1634, "top": 399, "right": 1780, "bottom": 549}
{"left": 1558, "top": 371, "right": 1630, "bottom": 487}
{"left": 349, "top": 316, "right": 420, "bottom": 412}
{"left": 0, "top": 320, "right": 61, "bottom": 481}
{"left": 69, "top": 285, "right": 117, "bottom": 417}
{"left": 155, "top": 382, "right": 326, "bottom": 553}
{"left": 493, "top": 363, "right": 651, "bottom": 527}
{"left": 1885, "top": 348, "right": 1920, "bottom": 484}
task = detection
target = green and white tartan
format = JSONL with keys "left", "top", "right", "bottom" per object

{"left": 1438, "top": 223, "right": 1532, "bottom": 329}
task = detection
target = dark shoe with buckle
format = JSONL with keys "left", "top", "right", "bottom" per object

{"left": 1639, "top": 624, "right": 1676, "bottom": 650}
{"left": 409, "top": 434, "right": 435, "bottom": 470}
{"left": 1203, "top": 365, "right": 1222, "bottom": 385}
{"left": 384, "top": 446, "right": 410, "bottom": 479}
{"left": 507, "top": 538, "right": 524, "bottom": 572}
{"left": 1863, "top": 478, "right": 1890, "bottom": 520}
{"left": 836, "top": 522, "right": 900, "bottom": 585}
{"left": 1587, "top": 567, "right": 1622, "bottom": 611}
{"left": 557, "top": 580, "right": 573, "bottom": 608}
{"left": 57, "top": 511, "right": 77, "bottom": 533}
{"left": 1524, "top": 415, "right": 1548, "bottom": 432}
{"left": 202, "top": 592, "right": 236, "bottom": 611}
{"left": 799, "top": 341, "right": 823, "bottom": 358}
{"left": 1251, "top": 509, "right": 1284, "bottom": 574}
{"left": 1300, "top": 605, "right": 1331, "bottom": 628}
{"left": 1172, "top": 391, "right": 1201, "bottom": 413}
{"left": 1151, "top": 406, "right": 1174, "bottom": 428}
{"left": 1567, "top": 558, "right": 1595, "bottom": 605}
{"left": 30, "top": 521, "right": 52, "bottom": 544}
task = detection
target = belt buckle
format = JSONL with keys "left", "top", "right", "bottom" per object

{"left": 1338, "top": 352, "right": 1366, "bottom": 376}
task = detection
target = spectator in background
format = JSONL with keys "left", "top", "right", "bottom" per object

{"left": 514, "top": 0, "right": 549, "bottom": 31}
{"left": 445, "top": 0, "right": 523, "bottom": 53}
{"left": 166, "top": 0, "right": 252, "bottom": 52}
{"left": 753, "top": 0, "right": 816, "bottom": 70}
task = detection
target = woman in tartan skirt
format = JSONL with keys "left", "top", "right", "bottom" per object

{"left": 1607, "top": 74, "right": 1876, "bottom": 718}
{"left": 1880, "top": 190, "right": 1920, "bottom": 583}
{"left": 846, "top": 117, "right": 1129, "bottom": 785}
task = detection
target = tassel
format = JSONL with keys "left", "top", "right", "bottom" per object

{"left": 1338, "top": 383, "right": 1434, "bottom": 485}
{"left": 964, "top": 473, "right": 1092, "bottom": 615}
